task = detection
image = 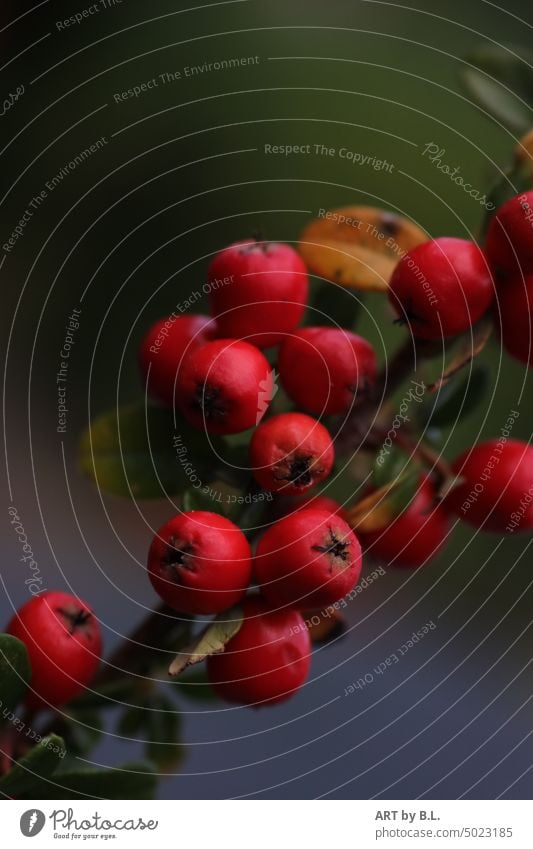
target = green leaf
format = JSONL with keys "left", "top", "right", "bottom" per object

{"left": 0, "top": 735, "right": 66, "bottom": 797}
{"left": 169, "top": 606, "right": 243, "bottom": 677}
{"left": 146, "top": 695, "right": 184, "bottom": 771}
{"left": 182, "top": 485, "right": 233, "bottom": 517}
{"left": 173, "top": 668, "right": 217, "bottom": 702}
{"left": 26, "top": 762, "right": 157, "bottom": 800}
{"left": 61, "top": 710, "right": 103, "bottom": 757}
{"left": 421, "top": 364, "right": 490, "bottom": 428}
{"left": 480, "top": 161, "right": 532, "bottom": 239}
{"left": 0, "top": 634, "right": 31, "bottom": 721}
{"left": 373, "top": 444, "right": 410, "bottom": 489}
{"left": 307, "top": 281, "right": 363, "bottom": 329}
{"left": 460, "top": 44, "right": 533, "bottom": 131}
{"left": 117, "top": 705, "right": 148, "bottom": 737}
{"left": 70, "top": 678, "right": 140, "bottom": 709}
{"left": 80, "top": 403, "right": 222, "bottom": 499}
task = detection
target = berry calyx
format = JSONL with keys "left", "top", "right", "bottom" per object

{"left": 207, "top": 239, "right": 309, "bottom": 348}
{"left": 485, "top": 191, "right": 533, "bottom": 280}
{"left": 496, "top": 273, "right": 533, "bottom": 366}
{"left": 254, "top": 508, "right": 362, "bottom": 609}
{"left": 147, "top": 511, "right": 252, "bottom": 614}
{"left": 206, "top": 597, "right": 311, "bottom": 705}
{"left": 389, "top": 237, "right": 494, "bottom": 339}
{"left": 7, "top": 591, "right": 102, "bottom": 709}
{"left": 176, "top": 338, "right": 274, "bottom": 434}
{"left": 358, "top": 475, "right": 450, "bottom": 567}
{"left": 445, "top": 439, "right": 533, "bottom": 532}
{"left": 138, "top": 314, "right": 216, "bottom": 406}
{"left": 278, "top": 326, "right": 377, "bottom": 415}
{"left": 249, "top": 412, "right": 334, "bottom": 494}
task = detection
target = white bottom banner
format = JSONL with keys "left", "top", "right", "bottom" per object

{"left": 2, "top": 800, "right": 531, "bottom": 847}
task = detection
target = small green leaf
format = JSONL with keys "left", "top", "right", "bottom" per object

{"left": 460, "top": 44, "right": 533, "bottom": 131}
{"left": 70, "top": 678, "right": 140, "bottom": 709}
{"left": 174, "top": 668, "right": 217, "bottom": 702}
{"left": 0, "top": 634, "right": 31, "bottom": 720}
{"left": 80, "top": 403, "right": 223, "bottom": 499}
{"left": 27, "top": 762, "right": 157, "bottom": 800}
{"left": 373, "top": 444, "right": 410, "bottom": 489}
{"left": 61, "top": 710, "right": 103, "bottom": 757}
{"left": 421, "top": 364, "right": 490, "bottom": 428}
{"left": 480, "top": 161, "right": 532, "bottom": 239}
{"left": 182, "top": 486, "right": 233, "bottom": 517}
{"left": 0, "top": 735, "right": 66, "bottom": 797}
{"left": 146, "top": 695, "right": 184, "bottom": 771}
{"left": 169, "top": 606, "right": 243, "bottom": 677}
{"left": 117, "top": 705, "right": 147, "bottom": 737}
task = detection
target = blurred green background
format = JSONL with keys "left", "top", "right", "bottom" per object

{"left": 2, "top": 0, "right": 533, "bottom": 799}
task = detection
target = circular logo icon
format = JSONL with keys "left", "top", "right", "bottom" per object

{"left": 20, "top": 810, "right": 46, "bottom": 837}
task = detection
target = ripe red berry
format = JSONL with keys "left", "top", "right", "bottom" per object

{"left": 249, "top": 412, "right": 334, "bottom": 495}
{"left": 485, "top": 191, "right": 533, "bottom": 279}
{"left": 278, "top": 326, "right": 377, "bottom": 415}
{"left": 207, "top": 239, "right": 309, "bottom": 348}
{"left": 176, "top": 338, "right": 274, "bottom": 434}
{"left": 254, "top": 508, "right": 362, "bottom": 609}
{"left": 389, "top": 237, "right": 494, "bottom": 339}
{"left": 446, "top": 439, "right": 533, "bottom": 532}
{"left": 7, "top": 592, "right": 102, "bottom": 709}
{"left": 496, "top": 274, "right": 533, "bottom": 366}
{"left": 358, "top": 476, "right": 450, "bottom": 567}
{"left": 206, "top": 597, "right": 311, "bottom": 705}
{"left": 138, "top": 315, "right": 216, "bottom": 406}
{"left": 148, "top": 511, "right": 252, "bottom": 614}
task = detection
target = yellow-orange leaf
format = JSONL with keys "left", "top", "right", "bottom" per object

{"left": 299, "top": 206, "right": 428, "bottom": 292}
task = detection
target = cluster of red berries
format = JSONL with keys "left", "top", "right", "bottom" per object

{"left": 7, "top": 192, "right": 533, "bottom": 714}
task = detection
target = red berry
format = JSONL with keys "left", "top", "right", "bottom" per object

{"left": 249, "top": 412, "right": 334, "bottom": 495}
{"left": 7, "top": 592, "right": 102, "bottom": 709}
{"left": 176, "top": 338, "right": 274, "bottom": 434}
{"left": 358, "top": 476, "right": 450, "bottom": 567}
{"left": 446, "top": 439, "right": 533, "bottom": 532}
{"left": 138, "top": 315, "right": 216, "bottom": 406}
{"left": 148, "top": 511, "right": 252, "bottom": 614}
{"left": 389, "top": 237, "right": 494, "bottom": 339}
{"left": 278, "top": 327, "right": 377, "bottom": 415}
{"left": 207, "top": 239, "right": 309, "bottom": 348}
{"left": 254, "top": 508, "right": 362, "bottom": 609}
{"left": 485, "top": 191, "right": 533, "bottom": 279}
{"left": 206, "top": 597, "right": 311, "bottom": 705}
{"left": 497, "top": 273, "right": 533, "bottom": 366}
